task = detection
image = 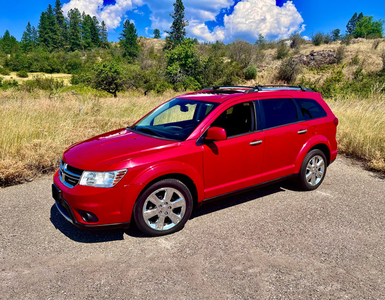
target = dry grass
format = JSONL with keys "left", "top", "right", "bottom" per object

{"left": 0, "top": 90, "right": 177, "bottom": 186}
{"left": 2, "top": 72, "right": 72, "bottom": 85}
{"left": 327, "top": 93, "right": 385, "bottom": 172}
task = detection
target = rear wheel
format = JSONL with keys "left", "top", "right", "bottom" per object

{"left": 297, "top": 149, "right": 327, "bottom": 191}
{"left": 133, "top": 179, "right": 193, "bottom": 236}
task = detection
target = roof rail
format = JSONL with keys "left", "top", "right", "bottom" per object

{"left": 255, "top": 85, "right": 314, "bottom": 92}
{"left": 201, "top": 85, "right": 314, "bottom": 93}
{"left": 202, "top": 85, "right": 255, "bottom": 91}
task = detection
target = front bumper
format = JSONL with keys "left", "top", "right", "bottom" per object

{"left": 52, "top": 170, "right": 142, "bottom": 229}
{"left": 53, "top": 184, "right": 130, "bottom": 229}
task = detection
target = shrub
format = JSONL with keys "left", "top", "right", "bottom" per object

{"left": 372, "top": 40, "right": 382, "bottom": 50}
{"left": 0, "top": 67, "right": 11, "bottom": 75}
{"left": 0, "top": 79, "right": 18, "bottom": 89}
{"left": 323, "top": 33, "right": 333, "bottom": 44}
{"left": 341, "top": 35, "right": 352, "bottom": 46}
{"left": 244, "top": 63, "right": 258, "bottom": 80}
{"left": 183, "top": 76, "right": 201, "bottom": 91}
{"left": 21, "top": 76, "right": 64, "bottom": 92}
{"left": 350, "top": 53, "right": 360, "bottom": 65}
{"left": 312, "top": 32, "right": 324, "bottom": 46}
{"left": 275, "top": 41, "right": 289, "bottom": 59}
{"left": 290, "top": 33, "right": 304, "bottom": 50}
{"left": 319, "top": 69, "right": 344, "bottom": 98}
{"left": 277, "top": 58, "right": 301, "bottom": 83}
{"left": 16, "top": 70, "right": 29, "bottom": 78}
{"left": 228, "top": 39, "right": 254, "bottom": 68}
{"left": 336, "top": 46, "right": 346, "bottom": 63}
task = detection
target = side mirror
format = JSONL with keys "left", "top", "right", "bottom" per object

{"left": 205, "top": 127, "right": 227, "bottom": 141}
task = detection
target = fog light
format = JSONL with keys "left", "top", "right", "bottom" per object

{"left": 77, "top": 210, "right": 99, "bottom": 223}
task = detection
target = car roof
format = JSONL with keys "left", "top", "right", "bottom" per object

{"left": 178, "top": 85, "right": 319, "bottom": 104}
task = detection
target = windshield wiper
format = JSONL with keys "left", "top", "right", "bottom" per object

{"left": 136, "top": 127, "right": 165, "bottom": 138}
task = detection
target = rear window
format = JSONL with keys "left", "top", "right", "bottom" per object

{"left": 261, "top": 98, "right": 298, "bottom": 129}
{"left": 295, "top": 98, "right": 327, "bottom": 120}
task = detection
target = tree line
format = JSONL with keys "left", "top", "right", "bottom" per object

{"left": 1, "top": 1, "right": 384, "bottom": 96}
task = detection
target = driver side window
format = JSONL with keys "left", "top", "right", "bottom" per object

{"left": 211, "top": 102, "right": 254, "bottom": 137}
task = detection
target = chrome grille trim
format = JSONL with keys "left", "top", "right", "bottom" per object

{"left": 59, "top": 160, "right": 83, "bottom": 188}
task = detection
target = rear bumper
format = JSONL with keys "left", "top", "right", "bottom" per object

{"left": 330, "top": 149, "right": 338, "bottom": 165}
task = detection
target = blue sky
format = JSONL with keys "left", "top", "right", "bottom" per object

{"left": 0, "top": 0, "right": 384, "bottom": 43}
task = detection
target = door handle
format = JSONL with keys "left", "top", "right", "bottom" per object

{"left": 250, "top": 140, "right": 263, "bottom": 146}
{"left": 297, "top": 129, "right": 308, "bottom": 134}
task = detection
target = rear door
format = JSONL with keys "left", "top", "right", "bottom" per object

{"left": 259, "top": 97, "right": 310, "bottom": 182}
{"left": 202, "top": 101, "right": 265, "bottom": 199}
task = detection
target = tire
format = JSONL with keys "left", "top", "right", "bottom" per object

{"left": 297, "top": 149, "right": 327, "bottom": 191}
{"left": 133, "top": 179, "right": 193, "bottom": 237}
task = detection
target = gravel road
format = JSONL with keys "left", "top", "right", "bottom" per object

{"left": 1, "top": 156, "right": 384, "bottom": 299}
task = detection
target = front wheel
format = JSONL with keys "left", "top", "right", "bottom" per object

{"left": 133, "top": 179, "right": 193, "bottom": 237}
{"left": 297, "top": 149, "right": 327, "bottom": 191}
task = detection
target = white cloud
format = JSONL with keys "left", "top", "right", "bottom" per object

{"left": 220, "top": 0, "right": 305, "bottom": 42}
{"left": 189, "top": 20, "right": 225, "bottom": 42}
{"left": 62, "top": 0, "right": 143, "bottom": 30}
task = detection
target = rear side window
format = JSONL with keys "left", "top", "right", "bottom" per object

{"left": 261, "top": 98, "right": 298, "bottom": 129}
{"left": 295, "top": 98, "right": 327, "bottom": 120}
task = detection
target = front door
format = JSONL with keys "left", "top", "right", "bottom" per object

{"left": 202, "top": 101, "right": 265, "bottom": 199}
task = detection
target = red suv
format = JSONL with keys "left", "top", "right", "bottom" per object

{"left": 52, "top": 85, "right": 338, "bottom": 236}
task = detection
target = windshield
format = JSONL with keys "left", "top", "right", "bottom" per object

{"left": 131, "top": 98, "right": 218, "bottom": 141}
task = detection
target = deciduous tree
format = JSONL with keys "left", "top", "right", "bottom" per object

{"left": 92, "top": 62, "right": 125, "bottom": 97}
{"left": 354, "top": 16, "right": 384, "bottom": 38}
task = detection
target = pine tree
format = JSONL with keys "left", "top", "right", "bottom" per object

{"left": 91, "top": 16, "right": 101, "bottom": 48}
{"left": 31, "top": 26, "right": 38, "bottom": 46}
{"left": 54, "top": 0, "right": 68, "bottom": 50}
{"left": 81, "top": 14, "right": 93, "bottom": 50}
{"left": 346, "top": 12, "right": 363, "bottom": 35}
{"left": 100, "top": 21, "right": 109, "bottom": 48}
{"left": 47, "top": 4, "right": 60, "bottom": 50}
{"left": 165, "top": 0, "right": 188, "bottom": 49}
{"left": 153, "top": 29, "right": 161, "bottom": 39}
{"left": 38, "top": 5, "right": 60, "bottom": 51}
{"left": 119, "top": 20, "right": 139, "bottom": 61}
{"left": 0, "top": 30, "right": 18, "bottom": 54}
{"left": 21, "top": 22, "right": 34, "bottom": 53}
{"left": 331, "top": 29, "right": 341, "bottom": 41}
{"left": 68, "top": 8, "right": 82, "bottom": 51}
{"left": 38, "top": 11, "right": 51, "bottom": 49}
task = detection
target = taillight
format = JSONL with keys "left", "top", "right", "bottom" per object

{"left": 333, "top": 117, "right": 339, "bottom": 126}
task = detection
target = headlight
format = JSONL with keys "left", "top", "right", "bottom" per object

{"left": 79, "top": 169, "right": 127, "bottom": 188}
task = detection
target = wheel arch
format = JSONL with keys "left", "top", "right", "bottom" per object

{"left": 139, "top": 173, "right": 199, "bottom": 209}
{"left": 309, "top": 143, "right": 331, "bottom": 165}
{"left": 294, "top": 136, "right": 332, "bottom": 174}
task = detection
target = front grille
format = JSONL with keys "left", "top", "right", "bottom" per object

{"left": 59, "top": 160, "right": 83, "bottom": 188}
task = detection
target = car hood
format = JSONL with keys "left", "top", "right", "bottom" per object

{"left": 63, "top": 128, "right": 179, "bottom": 171}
